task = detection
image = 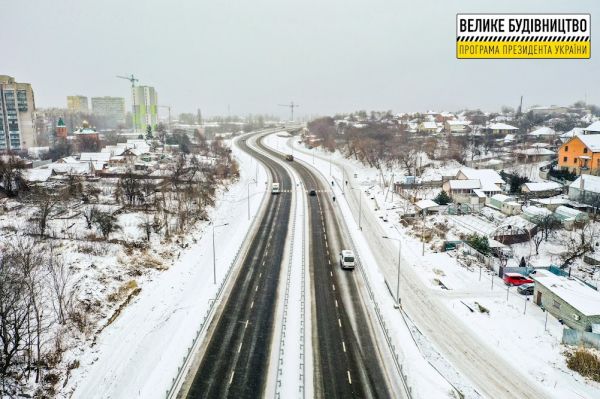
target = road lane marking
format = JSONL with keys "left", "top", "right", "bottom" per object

{"left": 332, "top": 284, "right": 336, "bottom": 291}
{"left": 230, "top": 371, "right": 235, "bottom": 384}
{"left": 238, "top": 342, "right": 243, "bottom": 353}
{"left": 347, "top": 370, "right": 352, "bottom": 384}
{"left": 338, "top": 318, "right": 342, "bottom": 327}
{"left": 245, "top": 320, "right": 249, "bottom": 328}
{"left": 342, "top": 341, "right": 346, "bottom": 352}
{"left": 255, "top": 285, "right": 259, "bottom": 292}
{"left": 335, "top": 299, "right": 338, "bottom": 308}
{"left": 330, "top": 271, "right": 333, "bottom": 277}
{"left": 259, "top": 273, "right": 262, "bottom": 278}
{"left": 250, "top": 301, "right": 254, "bottom": 309}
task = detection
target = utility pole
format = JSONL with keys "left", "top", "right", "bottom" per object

{"left": 278, "top": 101, "right": 300, "bottom": 121}
{"left": 212, "top": 222, "right": 229, "bottom": 284}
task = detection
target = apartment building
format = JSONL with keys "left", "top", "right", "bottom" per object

{"left": 67, "top": 95, "right": 89, "bottom": 113}
{"left": 0, "top": 75, "right": 36, "bottom": 151}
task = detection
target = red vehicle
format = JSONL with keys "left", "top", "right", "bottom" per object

{"left": 503, "top": 272, "right": 534, "bottom": 286}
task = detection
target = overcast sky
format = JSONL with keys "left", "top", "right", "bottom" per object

{"left": 2, "top": 0, "right": 599, "bottom": 119}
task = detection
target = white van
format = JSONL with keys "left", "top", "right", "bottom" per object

{"left": 339, "top": 250, "right": 355, "bottom": 269}
{"left": 272, "top": 182, "right": 280, "bottom": 194}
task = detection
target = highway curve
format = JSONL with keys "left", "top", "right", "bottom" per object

{"left": 256, "top": 135, "right": 393, "bottom": 399}
{"left": 183, "top": 135, "right": 292, "bottom": 398}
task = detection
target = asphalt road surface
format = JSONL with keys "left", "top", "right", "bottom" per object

{"left": 256, "top": 136, "right": 393, "bottom": 399}
{"left": 183, "top": 136, "right": 291, "bottom": 398}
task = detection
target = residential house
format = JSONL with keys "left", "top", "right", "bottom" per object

{"left": 521, "top": 205, "right": 553, "bottom": 223}
{"left": 560, "top": 127, "right": 585, "bottom": 143}
{"left": 558, "top": 134, "right": 600, "bottom": 174}
{"left": 444, "top": 120, "right": 471, "bottom": 134}
{"left": 514, "top": 147, "right": 555, "bottom": 163}
{"left": 528, "top": 126, "right": 556, "bottom": 138}
{"left": 521, "top": 182, "right": 563, "bottom": 198}
{"left": 442, "top": 168, "right": 504, "bottom": 205}
{"left": 531, "top": 269, "right": 600, "bottom": 332}
{"left": 584, "top": 120, "right": 600, "bottom": 134}
{"left": 484, "top": 123, "right": 518, "bottom": 135}
{"left": 568, "top": 175, "right": 600, "bottom": 205}
{"left": 418, "top": 121, "right": 440, "bottom": 134}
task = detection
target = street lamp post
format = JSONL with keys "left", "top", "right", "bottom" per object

{"left": 212, "top": 222, "right": 229, "bottom": 284}
{"left": 382, "top": 235, "right": 402, "bottom": 308}
{"left": 247, "top": 179, "right": 256, "bottom": 220}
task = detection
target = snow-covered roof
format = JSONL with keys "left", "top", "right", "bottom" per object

{"left": 80, "top": 152, "right": 111, "bottom": 162}
{"left": 561, "top": 127, "right": 585, "bottom": 139}
{"left": 585, "top": 121, "right": 600, "bottom": 132}
{"left": 522, "top": 205, "right": 553, "bottom": 217}
{"left": 529, "top": 126, "right": 556, "bottom": 137}
{"left": 458, "top": 168, "right": 504, "bottom": 184}
{"left": 43, "top": 162, "right": 91, "bottom": 175}
{"left": 421, "top": 121, "right": 438, "bottom": 129}
{"left": 446, "top": 120, "right": 471, "bottom": 126}
{"left": 577, "top": 134, "right": 600, "bottom": 152}
{"left": 532, "top": 270, "right": 600, "bottom": 316}
{"left": 522, "top": 182, "right": 562, "bottom": 192}
{"left": 23, "top": 168, "right": 53, "bottom": 182}
{"left": 514, "top": 148, "right": 555, "bottom": 156}
{"left": 503, "top": 134, "right": 516, "bottom": 142}
{"left": 448, "top": 179, "right": 481, "bottom": 189}
{"left": 554, "top": 205, "right": 584, "bottom": 219}
{"left": 570, "top": 175, "right": 600, "bottom": 194}
{"left": 490, "top": 193, "right": 513, "bottom": 203}
{"left": 415, "top": 199, "right": 440, "bottom": 210}
{"left": 487, "top": 123, "right": 518, "bottom": 130}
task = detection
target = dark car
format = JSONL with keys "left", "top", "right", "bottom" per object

{"left": 517, "top": 283, "right": 534, "bottom": 295}
{"left": 309, "top": 189, "right": 317, "bottom": 196}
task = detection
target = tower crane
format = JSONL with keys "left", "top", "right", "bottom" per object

{"left": 278, "top": 101, "right": 299, "bottom": 122}
{"left": 158, "top": 105, "right": 172, "bottom": 134}
{"left": 116, "top": 74, "right": 139, "bottom": 131}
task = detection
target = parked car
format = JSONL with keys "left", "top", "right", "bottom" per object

{"left": 517, "top": 283, "right": 534, "bottom": 295}
{"left": 503, "top": 272, "right": 534, "bottom": 286}
{"left": 309, "top": 189, "right": 317, "bottom": 196}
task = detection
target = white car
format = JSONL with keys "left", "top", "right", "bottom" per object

{"left": 339, "top": 250, "right": 355, "bottom": 270}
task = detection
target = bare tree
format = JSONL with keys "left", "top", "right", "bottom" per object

{"left": 30, "top": 189, "right": 58, "bottom": 237}
{"left": 531, "top": 231, "right": 544, "bottom": 255}
{"left": 561, "top": 224, "right": 599, "bottom": 267}
{"left": 47, "top": 250, "right": 76, "bottom": 325}
{"left": 82, "top": 205, "right": 98, "bottom": 229}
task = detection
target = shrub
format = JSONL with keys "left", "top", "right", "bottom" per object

{"left": 466, "top": 233, "right": 490, "bottom": 255}
{"left": 434, "top": 190, "right": 452, "bottom": 205}
{"left": 566, "top": 347, "right": 600, "bottom": 382}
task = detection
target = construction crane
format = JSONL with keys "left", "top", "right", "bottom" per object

{"left": 116, "top": 74, "right": 139, "bottom": 131}
{"left": 278, "top": 101, "right": 299, "bottom": 122}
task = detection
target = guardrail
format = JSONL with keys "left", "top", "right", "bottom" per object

{"left": 274, "top": 181, "right": 297, "bottom": 397}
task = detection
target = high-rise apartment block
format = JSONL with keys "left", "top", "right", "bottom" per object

{"left": 92, "top": 96, "right": 126, "bottom": 127}
{"left": 67, "top": 95, "right": 89, "bottom": 113}
{"left": 132, "top": 86, "right": 158, "bottom": 132}
{"left": 0, "top": 75, "right": 36, "bottom": 151}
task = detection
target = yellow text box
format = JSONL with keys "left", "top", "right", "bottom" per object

{"left": 457, "top": 41, "right": 590, "bottom": 59}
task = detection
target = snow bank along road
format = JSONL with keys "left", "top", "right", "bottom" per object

{"left": 256, "top": 135, "right": 397, "bottom": 399}
{"left": 179, "top": 134, "right": 292, "bottom": 398}
{"left": 288, "top": 139, "right": 549, "bottom": 399}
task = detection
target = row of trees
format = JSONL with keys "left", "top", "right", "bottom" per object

{"left": 1, "top": 239, "right": 79, "bottom": 396}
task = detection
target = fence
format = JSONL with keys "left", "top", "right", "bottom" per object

{"left": 562, "top": 329, "right": 600, "bottom": 350}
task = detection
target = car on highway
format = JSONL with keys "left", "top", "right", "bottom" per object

{"left": 517, "top": 283, "right": 534, "bottom": 295}
{"left": 309, "top": 189, "right": 316, "bottom": 196}
{"left": 272, "top": 182, "right": 280, "bottom": 194}
{"left": 339, "top": 249, "right": 355, "bottom": 269}
{"left": 285, "top": 154, "right": 294, "bottom": 161}
{"left": 503, "top": 272, "right": 533, "bottom": 286}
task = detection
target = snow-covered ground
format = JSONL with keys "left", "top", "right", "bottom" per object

{"left": 63, "top": 135, "right": 269, "bottom": 399}
{"left": 269, "top": 133, "right": 600, "bottom": 399}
